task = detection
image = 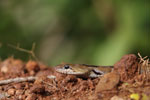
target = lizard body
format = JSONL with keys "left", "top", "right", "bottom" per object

{"left": 55, "top": 63, "right": 113, "bottom": 78}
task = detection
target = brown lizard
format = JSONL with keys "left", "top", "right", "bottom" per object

{"left": 55, "top": 63, "right": 113, "bottom": 78}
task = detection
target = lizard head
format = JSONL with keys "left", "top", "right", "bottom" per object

{"left": 55, "top": 63, "right": 90, "bottom": 75}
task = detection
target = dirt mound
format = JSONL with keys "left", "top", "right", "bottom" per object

{"left": 0, "top": 54, "right": 150, "bottom": 100}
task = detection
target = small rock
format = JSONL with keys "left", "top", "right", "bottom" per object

{"left": 16, "top": 90, "right": 24, "bottom": 95}
{"left": 14, "top": 84, "right": 24, "bottom": 89}
{"left": 24, "top": 90, "right": 30, "bottom": 96}
{"left": 0, "top": 92, "right": 10, "bottom": 99}
{"left": 96, "top": 72, "right": 120, "bottom": 92}
{"left": 26, "top": 61, "right": 40, "bottom": 72}
{"left": 18, "top": 95, "right": 23, "bottom": 99}
{"left": 1, "top": 65, "right": 8, "bottom": 73}
{"left": 7, "top": 88, "right": 15, "bottom": 96}
{"left": 111, "top": 96, "right": 124, "bottom": 100}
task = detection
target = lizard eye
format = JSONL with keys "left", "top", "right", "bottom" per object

{"left": 64, "top": 65, "right": 70, "bottom": 69}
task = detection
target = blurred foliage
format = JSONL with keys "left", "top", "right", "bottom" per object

{"left": 0, "top": 0, "right": 149, "bottom": 66}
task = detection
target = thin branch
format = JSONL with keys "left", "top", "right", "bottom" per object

{"left": 0, "top": 76, "right": 37, "bottom": 85}
{"left": 138, "top": 53, "right": 148, "bottom": 63}
{"left": 0, "top": 75, "right": 56, "bottom": 85}
{"left": 31, "top": 42, "right": 36, "bottom": 51}
{"left": 137, "top": 53, "right": 150, "bottom": 81}
{"left": 8, "top": 43, "right": 39, "bottom": 61}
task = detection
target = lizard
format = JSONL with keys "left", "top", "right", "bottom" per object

{"left": 55, "top": 63, "right": 113, "bottom": 78}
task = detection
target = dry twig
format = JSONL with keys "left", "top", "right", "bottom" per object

{"left": 138, "top": 53, "right": 150, "bottom": 80}
{"left": 0, "top": 75, "right": 56, "bottom": 86}
{"left": 0, "top": 76, "right": 37, "bottom": 85}
{"left": 7, "top": 43, "right": 38, "bottom": 61}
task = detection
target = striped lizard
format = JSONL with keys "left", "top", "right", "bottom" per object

{"left": 55, "top": 63, "right": 113, "bottom": 78}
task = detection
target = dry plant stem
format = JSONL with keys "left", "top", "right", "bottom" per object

{"left": 7, "top": 43, "right": 39, "bottom": 61}
{"left": 138, "top": 53, "right": 150, "bottom": 81}
{"left": 138, "top": 53, "right": 148, "bottom": 74}
{"left": 0, "top": 75, "right": 56, "bottom": 85}
{"left": 0, "top": 76, "right": 37, "bottom": 85}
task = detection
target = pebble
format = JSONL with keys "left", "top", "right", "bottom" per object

{"left": 7, "top": 88, "right": 15, "bottom": 96}
{"left": 96, "top": 72, "right": 120, "bottom": 92}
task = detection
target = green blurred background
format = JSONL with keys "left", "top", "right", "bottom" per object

{"left": 0, "top": 0, "right": 149, "bottom": 66}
